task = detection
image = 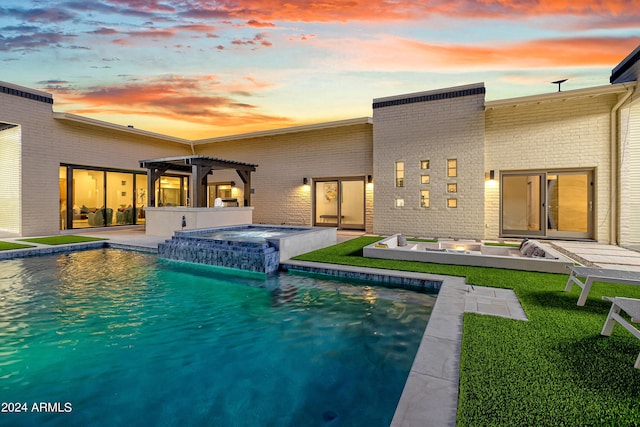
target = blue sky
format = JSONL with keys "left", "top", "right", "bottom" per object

{"left": 1, "top": 0, "right": 639, "bottom": 139}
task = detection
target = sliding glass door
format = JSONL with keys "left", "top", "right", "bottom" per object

{"left": 314, "top": 178, "right": 365, "bottom": 230}
{"left": 501, "top": 170, "right": 593, "bottom": 239}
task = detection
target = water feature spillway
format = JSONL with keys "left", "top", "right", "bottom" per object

{"left": 158, "top": 225, "right": 337, "bottom": 274}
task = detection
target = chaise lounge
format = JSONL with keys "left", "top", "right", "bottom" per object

{"left": 601, "top": 296, "right": 640, "bottom": 368}
{"left": 564, "top": 266, "right": 640, "bottom": 306}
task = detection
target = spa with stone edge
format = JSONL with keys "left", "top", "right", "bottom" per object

{"left": 158, "top": 224, "right": 337, "bottom": 274}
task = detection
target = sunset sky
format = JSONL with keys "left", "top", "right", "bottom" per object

{"left": 1, "top": 1, "right": 639, "bottom": 139}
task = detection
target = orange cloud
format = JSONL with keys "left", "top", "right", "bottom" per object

{"left": 45, "top": 75, "right": 292, "bottom": 131}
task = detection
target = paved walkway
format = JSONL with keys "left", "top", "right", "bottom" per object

{"left": 1, "top": 229, "right": 638, "bottom": 426}
{"left": 550, "top": 241, "right": 640, "bottom": 272}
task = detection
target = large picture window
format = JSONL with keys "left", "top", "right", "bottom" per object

{"left": 61, "top": 165, "right": 149, "bottom": 230}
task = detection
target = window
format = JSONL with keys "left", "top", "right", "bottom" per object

{"left": 421, "top": 175, "right": 430, "bottom": 184}
{"left": 447, "top": 159, "right": 457, "bottom": 177}
{"left": 64, "top": 166, "right": 147, "bottom": 230}
{"left": 395, "top": 198, "right": 405, "bottom": 207}
{"left": 420, "top": 160, "right": 430, "bottom": 169}
{"left": 420, "top": 190, "right": 430, "bottom": 208}
{"left": 447, "top": 198, "right": 458, "bottom": 208}
{"left": 395, "top": 162, "right": 405, "bottom": 187}
{"left": 447, "top": 183, "right": 457, "bottom": 193}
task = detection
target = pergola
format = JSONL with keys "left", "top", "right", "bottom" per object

{"left": 139, "top": 155, "right": 257, "bottom": 208}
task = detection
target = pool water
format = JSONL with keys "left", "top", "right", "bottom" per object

{"left": 197, "top": 226, "right": 303, "bottom": 243}
{"left": 0, "top": 249, "right": 434, "bottom": 426}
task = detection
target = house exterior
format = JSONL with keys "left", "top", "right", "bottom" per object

{"left": 1, "top": 45, "right": 639, "bottom": 247}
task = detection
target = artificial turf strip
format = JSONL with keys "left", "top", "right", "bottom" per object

{"left": 17, "top": 236, "right": 108, "bottom": 245}
{"left": 0, "top": 241, "right": 36, "bottom": 250}
{"left": 293, "top": 237, "right": 640, "bottom": 426}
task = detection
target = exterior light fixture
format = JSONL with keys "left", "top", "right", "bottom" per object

{"left": 367, "top": 175, "right": 373, "bottom": 184}
{"left": 303, "top": 177, "right": 309, "bottom": 185}
{"left": 489, "top": 170, "right": 495, "bottom": 180}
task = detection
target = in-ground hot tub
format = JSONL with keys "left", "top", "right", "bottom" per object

{"left": 363, "top": 235, "right": 575, "bottom": 274}
{"left": 158, "top": 225, "right": 337, "bottom": 274}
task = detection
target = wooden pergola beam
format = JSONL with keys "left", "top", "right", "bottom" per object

{"left": 139, "top": 155, "right": 257, "bottom": 208}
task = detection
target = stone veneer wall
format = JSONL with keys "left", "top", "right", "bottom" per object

{"left": 371, "top": 83, "right": 486, "bottom": 239}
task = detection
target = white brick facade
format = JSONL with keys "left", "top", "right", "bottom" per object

{"left": 485, "top": 91, "right": 620, "bottom": 243}
{"left": 372, "top": 84, "right": 486, "bottom": 239}
{"left": 194, "top": 121, "right": 374, "bottom": 231}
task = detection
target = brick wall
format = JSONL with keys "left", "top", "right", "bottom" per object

{"left": 194, "top": 123, "right": 374, "bottom": 231}
{"left": 372, "top": 84, "right": 486, "bottom": 239}
{"left": 485, "top": 93, "right": 618, "bottom": 242}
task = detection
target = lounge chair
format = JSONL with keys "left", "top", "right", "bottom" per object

{"left": 601, "top": 296, "right": 640, "bottom": 368}
{"left": 564, "top": 266, "right": 640, "bottom": 306}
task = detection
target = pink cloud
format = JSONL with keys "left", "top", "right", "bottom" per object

{"left": 175, "top": 0, "right": 640, "bottom": 23}
{"left": 326, "top": 35, "right": 640, "bottom": 72}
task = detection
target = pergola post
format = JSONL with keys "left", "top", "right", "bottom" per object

{"left": 146, "top": 166, "right": 169, "bottom": 208}
{"left": 236, "top": 170, "right": 252, "bottom": 206}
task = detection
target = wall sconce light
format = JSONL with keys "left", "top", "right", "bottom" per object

{"left": 489, "top": 170, "right": 495, "bottom": 180}
{"left": 367, "top": 175, "right": 373, "bottom": 184}
{"left": 303, "top": 177, "right": 309, "bottom": 185}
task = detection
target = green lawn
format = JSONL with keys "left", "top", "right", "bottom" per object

{"left": 17, "top": 235, "right": 108, "bottom": 245}
{"left": 0, "top": 241, "right": 36, "bottom": 251}
{"left": 294, "top": 237, "right": 640, "bottom": 426}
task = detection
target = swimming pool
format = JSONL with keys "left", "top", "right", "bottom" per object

{"left": 0, "top": 249, "right": 435, "bottom": 426}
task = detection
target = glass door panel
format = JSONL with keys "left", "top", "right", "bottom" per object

{"left": 501, "top": 174, "right": 544, "bottom": 236}
{"left": 547, "top": 172, "right": 592, "bottom": 238}
{"left": 340, "top": 180, "right": 365, "bottom": 229}
{"left": 158, "top": 176, "right": 188, "bottom": 207}
{"left": 135, "top": 173, "right": 146, "bottom": 224}
{"left": 107, "top": 172, "right": 133, "bottom": 225}
{"left": 72, "top": 169, "right": 105, "bottom": 228}
{"left": 314, "top": 178, "right": 365, "bottom": 230}
{"left": 315, "top": 181, "right": 339, "bottom": 225}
